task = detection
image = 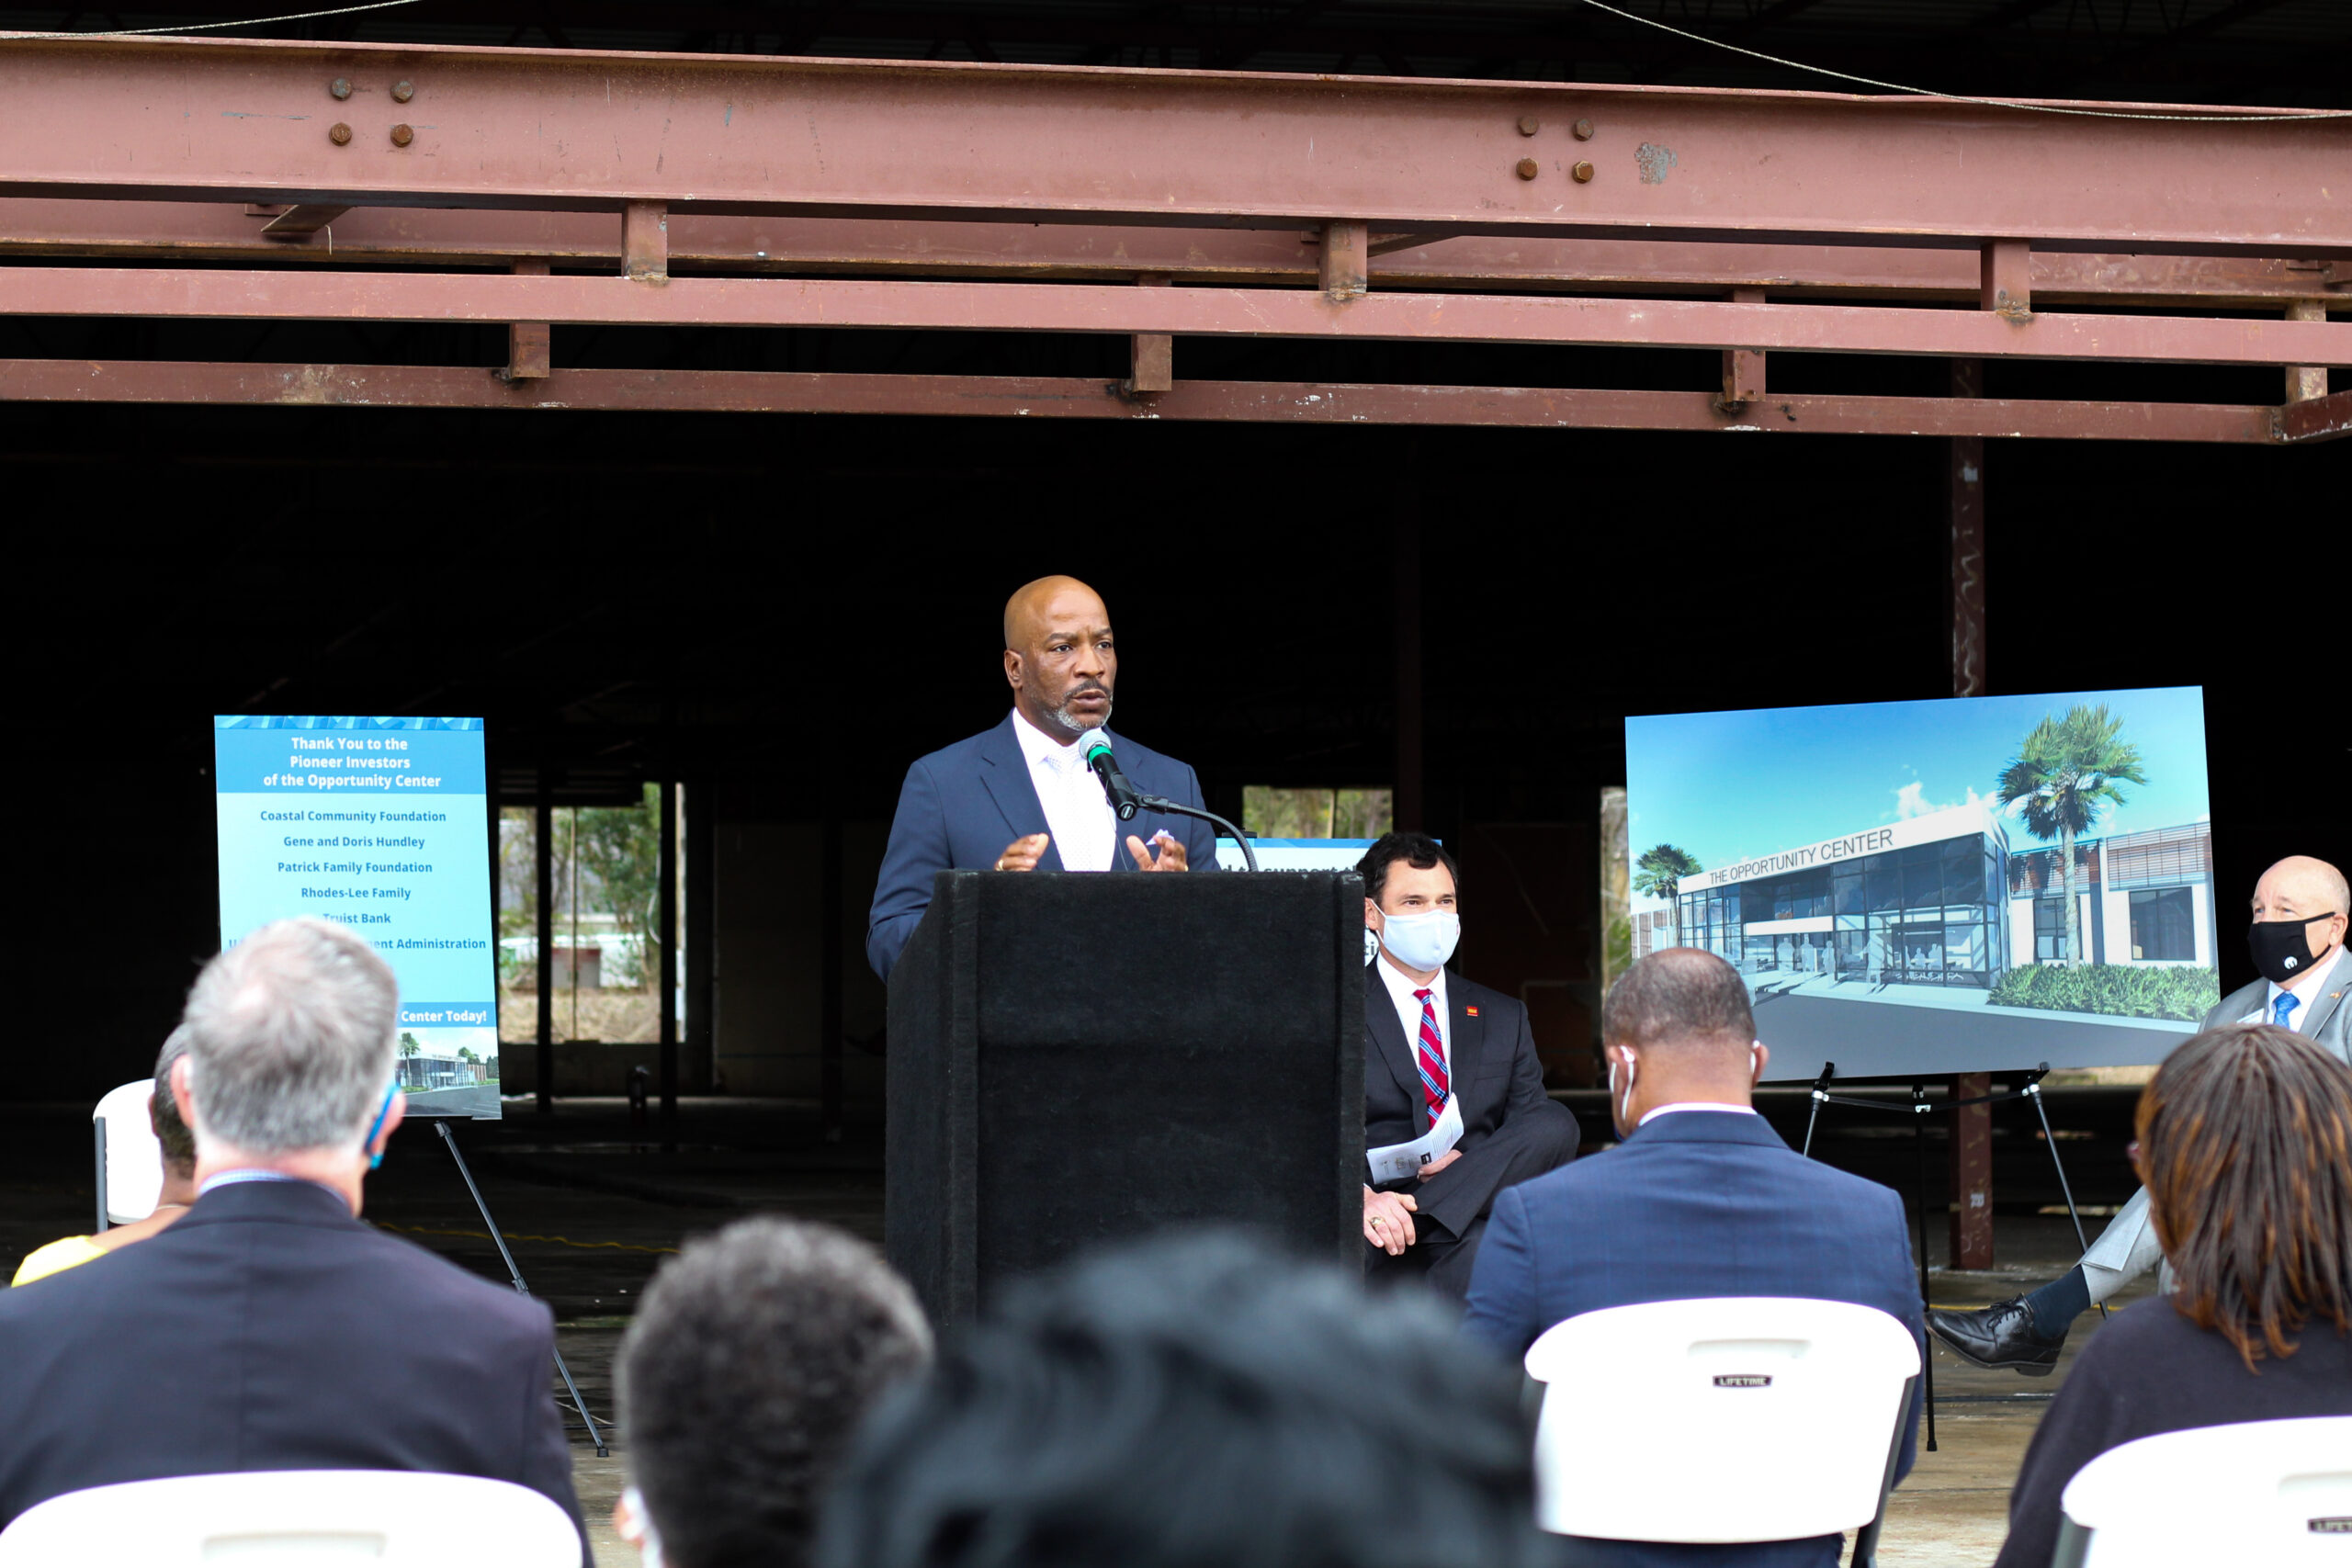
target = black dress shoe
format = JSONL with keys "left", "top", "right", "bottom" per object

{"left": 1927, "top": 1296, "right": 2065, "bottom": 1376}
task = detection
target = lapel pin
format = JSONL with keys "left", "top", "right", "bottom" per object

{"left": 1465, "top": 1005, "right": 1480, "bottom": 1017}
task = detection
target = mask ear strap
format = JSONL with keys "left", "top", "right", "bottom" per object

{"left": 360, "top": 1083, "right": 397, "bottom": 1170}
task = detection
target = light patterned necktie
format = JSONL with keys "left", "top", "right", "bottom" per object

{"left": 1412, "top": 987, "right": 1451, "bottom": 1131}
{"left": 2274, "top": 993, "right": 2301, "bottom": 1029}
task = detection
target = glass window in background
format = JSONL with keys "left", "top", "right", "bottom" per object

{"left": 2129, "top": 886, "right": 2195, "bottom": 962}
{"left": 496, "top": 807, "right": 538, "bottom": 1049}
{"left": 1241, "top": 787, "right": 1394, "bottom": 840}
{"left": 2034, "top": 897, "right": 2072, "bottom": 962}
{"left": 1600, "top": 787, "right": 1630, "bottom": 993}
{"left": 495, "top": 785, "right": 683, "bottom": 1046}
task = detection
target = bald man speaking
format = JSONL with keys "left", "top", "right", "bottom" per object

{"left": 866, "top": 577, "right": 1220, "bottom": 980}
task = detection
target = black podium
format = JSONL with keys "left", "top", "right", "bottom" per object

{"left": 886, "top": 869, "right": 1365, "bottom": 1321}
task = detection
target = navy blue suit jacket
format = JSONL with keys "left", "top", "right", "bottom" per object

{"left": 866, "top": 714, "right": 1220, "bottom": 980}
{"left": 0, "top": 1180, "right": 584, "bottom": 1556}
{"left": 1463, "top": 1111, "right": 1924, "bottom": 1568}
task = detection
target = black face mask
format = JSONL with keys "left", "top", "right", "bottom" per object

{"left": 2248, "top": 916, "right": 2339, "bottom": 987}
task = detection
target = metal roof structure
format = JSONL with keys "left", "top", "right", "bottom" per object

{"left": 0, "top": 17, "right": 2343, "bottom": 442}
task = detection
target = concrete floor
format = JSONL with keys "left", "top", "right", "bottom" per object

{"left": 1, "top": 1090, "right": 2156, "bottom": 1568}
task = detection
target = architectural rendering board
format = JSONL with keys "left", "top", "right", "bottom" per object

{"left": 213, "top": 716, "right": 502, "bottom": 1118}
{"left": 1625, "top": 688, "right": 2214, "bottom": 1080}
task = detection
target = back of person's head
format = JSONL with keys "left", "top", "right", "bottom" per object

{"left": 1603, "top": 947, "right": 1755, "bottom": 1055}
{"left": 149, "top": 1026, "right": 197, "bottom": 1179}
{"left": 1356, "top": 830, "right": 1459, "bottom": 905}
{"left": 819, "top": 1231, "right": 1555, "bottom": 1568}
{"left": 181, "top": 917, "right": 399, "bottom": 1155}
{"left": 619, "top": 1218, "right": 932, "bottom": 1568}
{"left": 2138, "top": 1022, "right": 2352, "bottom": 1368}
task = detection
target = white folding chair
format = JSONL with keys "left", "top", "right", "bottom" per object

{"left": 2054, "top": 1416, "right": 2352, "bottom": 1568}
{"left": 0, "top": 1470, "right": 581, "bottom": 1568}
{"left": 1524, "top": 1297, "right": 1920, "bottom": 1566}
{"left": 91, "top": 1078, "right": 163, "bottom": 1231}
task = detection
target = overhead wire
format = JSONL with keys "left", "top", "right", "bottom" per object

{"left": 3, "top": 0, "right": 420, "bottom": 38}
{"left": 1, "top": 0, "right": 2339, "bottom": 121}
{"left": 1575, "top": 0, "right": 2352, "bottom": 121}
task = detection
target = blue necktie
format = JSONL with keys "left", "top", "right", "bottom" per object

{"left": 2273, "top": 993, "right": 2301, "bottom": 1029}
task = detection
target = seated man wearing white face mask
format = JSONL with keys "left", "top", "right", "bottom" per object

{"left": 1359, "top": 832, "right": 1579, "bottom": 1301}
{"left": 1463, "top": 948, "right": 1925, "bottom": 1568}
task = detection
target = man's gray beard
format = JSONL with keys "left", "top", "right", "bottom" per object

{"left": 1048, "top": 694, "right": 1112, "bottom": 736}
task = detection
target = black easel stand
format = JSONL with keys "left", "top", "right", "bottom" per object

{"left": 1800, "top": 1061, "right": 2106, "bottom": 1454}
{"left": 435, "top": 1121, "right": 608, "bottom": 1458}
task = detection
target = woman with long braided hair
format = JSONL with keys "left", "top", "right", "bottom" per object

{"left": 1995, "top": 1023, "right": 2352, "bottom": 1568}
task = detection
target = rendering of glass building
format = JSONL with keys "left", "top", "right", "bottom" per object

{"left": 1669, "top": 804, "right": 2011, "bottom": 989}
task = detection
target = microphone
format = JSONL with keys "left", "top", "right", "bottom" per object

{"left": 1077, "top": 728, "right": 1144, "bottom": 821}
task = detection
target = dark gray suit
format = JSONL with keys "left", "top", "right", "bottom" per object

{"left": 2204, "top": 949, "right": 2349, "bottom": 1062}
{"left": 1363, "top": 965, "right": 1579, "bottom": 1299}
{"left": 2078, "top": 946, "right": 2348, "bottom": 1292}
{"left": 0, "top": 1179, "right": 585, "bottom": 1556}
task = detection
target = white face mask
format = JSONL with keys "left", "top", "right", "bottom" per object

{"left": 1378, "top": 910, "right": 1460, "bottom": 973}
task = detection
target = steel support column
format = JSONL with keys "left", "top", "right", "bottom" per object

{"left": 1392, "top": 512, "right": 1424, "bottom": 833}
{"left": 2286, "top": 300, "right": 2331, "bottom": 403}
{"left": 1950, "top": 1072, "right": 1996, "bottom": 1270}
{"left": 1948, "top": 353, "right": 1996, "bottom": 1270}
{"left": 1126, "top": 274, "right": 1172, "bottom": 396}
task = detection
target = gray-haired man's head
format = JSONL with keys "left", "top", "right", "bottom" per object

{"left": 181, "top": 917, "right": 400, "bottom": 1155}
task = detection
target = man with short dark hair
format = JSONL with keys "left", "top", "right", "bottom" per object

{"left": 1463, "top": 947, "right": 1924, "bottom": 1568}
{"left": 0, "top": 919, "right": 585, "bottom": 1553}
{"left": 614, "top": 1218, "right": 933, "bottom": 1568}
{"left": 11, "top": 1029, "right": 199, "bottom": 1286}
{"left": 1358, "top": 830, "right": 1577, "bottom": 1301}
{"left": 818, "top": 1232, "right": 1562, "bottom": 1568}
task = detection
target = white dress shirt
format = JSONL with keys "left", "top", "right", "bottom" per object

{"left": 1638, "top": 1102, "right": 1760, "bottom": 1127}
{"left": 2241, "top": 942, "right": 2346, "bottom": 1032}
{"left": 1011, "top": 708, "right": 1117, "bottom": 873}
{"left": 1374, "top": 953, "right": 1450, "bottom": 1077}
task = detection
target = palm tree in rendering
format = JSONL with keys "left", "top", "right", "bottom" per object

{"left": 1634, "top": 844, "right": 1704, "bottom": 946}
{"left": 1993, "top": 705, "right": 2146, "bottom": 967}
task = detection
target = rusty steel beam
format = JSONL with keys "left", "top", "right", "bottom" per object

{"left": 0, "top": 358, "right": 2292, "bottom": 440}
{"left": 0, "top": 36, "right": 2344, "bottom": 257}
{"left": 2277, "top": 387, "right": 2352, "bottom": 443}
{"left": 5, "top": 267, "right": 2344, "bottom": 367}
{"left": 5, "top": 203, "right": 2346, "bottom": 307}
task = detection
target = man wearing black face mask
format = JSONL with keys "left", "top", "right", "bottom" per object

{"left": 1929, "top": 853, "right": 2349, "bottom": 1377}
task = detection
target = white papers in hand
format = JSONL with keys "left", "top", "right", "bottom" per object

{"left": 1366, "top": 1094, "right": 1463, "bottom": 1186}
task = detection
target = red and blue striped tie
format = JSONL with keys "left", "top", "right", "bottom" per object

{"left": 1412, "top": 987, "right": 1450, "bottom": 1130}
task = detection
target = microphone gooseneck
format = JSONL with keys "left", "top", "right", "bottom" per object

{"left": 1074, "top": 728, "right": 1258, "bottom": 869}
{"left": 1078, "top": 728, "right": 1144, "bottom": 821}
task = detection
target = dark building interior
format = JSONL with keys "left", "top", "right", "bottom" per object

{"left": 1, "top": 0, "right": 2344, "bottom": 1322}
